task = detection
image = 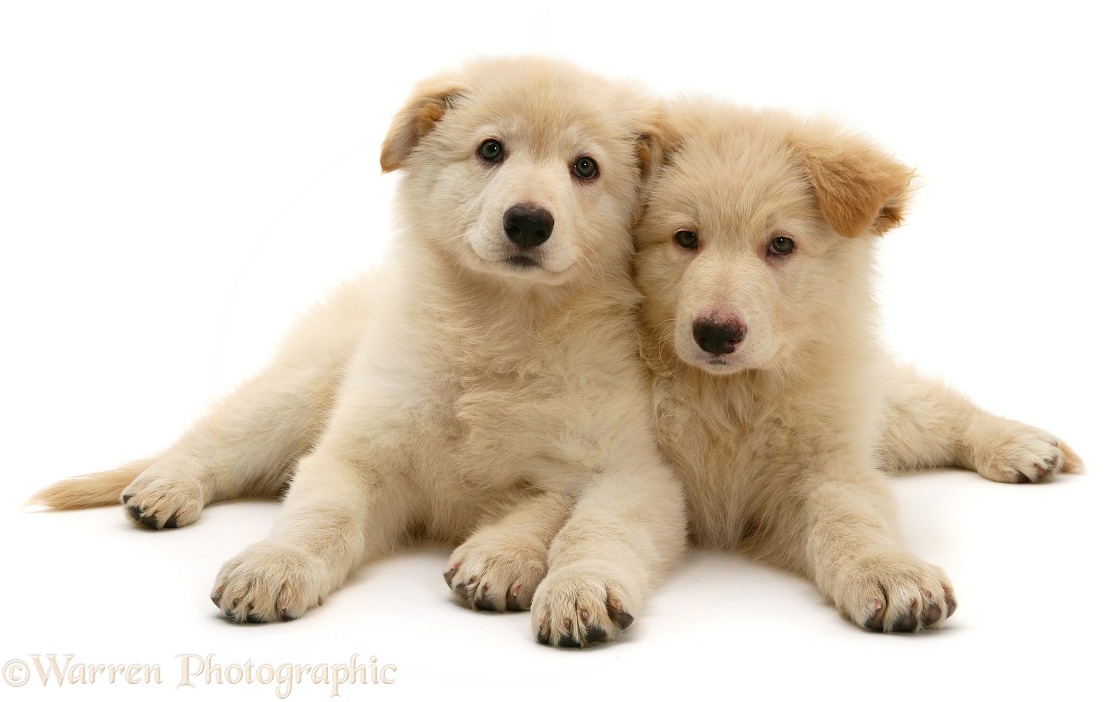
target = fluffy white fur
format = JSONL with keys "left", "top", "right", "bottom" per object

{"left": 32, "top": 57, "right": 687, "bottom": 647}
{"left": 634, "top": 99, "right": 1082, "bottom": 631}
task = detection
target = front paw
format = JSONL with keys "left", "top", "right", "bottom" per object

{"left": 122, "top": 466, "right": 205, "bottom": 529}
{"left": 531, "top": 565, "right": 637, "bottom": 647}
{"left": 831, "top": 551, "right": 955, "bottom": 633}
{"left": 444, "top": 534, "right": 547, "bottom": 612}
{"left": 211, "top": 543, "right": 329, "bottom": 623}
{"left": 967, "top": 418, "right": 1082, "bottom": 484}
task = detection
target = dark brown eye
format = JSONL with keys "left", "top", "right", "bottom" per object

{"left": 674, "top": 230, "right": 699, "bottom": 250}
{"left": 768, "top": 236, "right": 795, "bottom": 255}
{"left": 572, "top": 156, "right": 599, "bottom": 180}
{"left": 478, "top": 139, "right": 504, "bottom": 163}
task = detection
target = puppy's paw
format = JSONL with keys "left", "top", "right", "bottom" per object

{"left": 211, "top": 543, "right": 329, "bottom": 623}
{"left": 967, "top": 418, "right": 1083, "bottom": 484}
{"left": 444, "top": 534, "right": 547, "bottom": 612}
{"left": 832, "top": 551, "right": 955, "bottom": 633}
{"left": 531, "top": 565, "right": 637, "bottom": 647}
{"left": 122, "top": 468, "right": 206, "bottom": 529}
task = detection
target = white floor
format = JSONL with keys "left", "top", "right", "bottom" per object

{"left": 5, "top": 466, "right": 1114, "bottom": 700}
{"left": 2, "top": 2, "right": 1117, "bottom": 699}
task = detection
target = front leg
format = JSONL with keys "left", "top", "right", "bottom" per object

{"left": 211, "top": 447, "right": 413, "bottom": 623}
{"left": 798, "top": 467, "right": 955, "bottom": 632}
{"left": 531, "top": 435, "right": 687, "bottom": 647}
{"left": 444, "top": 491, "right": 572, "bottom": 612}
{"left": 208, "top": 301, "right": 441, "bottom": 622}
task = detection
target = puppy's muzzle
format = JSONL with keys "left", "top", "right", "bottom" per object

{"left": 504, "top": 203, "right": 554, "bottom": 248}
{"left": 692, "top": 315, "right": 746, "bottom": 356}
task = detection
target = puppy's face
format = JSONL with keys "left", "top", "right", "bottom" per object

{"left": 635, "top": 102, "right": 911, "bottom": 375}
{"left": 382, "top": 58, "right": 663, "bottom": 289}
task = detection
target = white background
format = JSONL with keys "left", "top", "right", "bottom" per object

{"left": 1, "top": 1, "right": 1116, "bottom": 700}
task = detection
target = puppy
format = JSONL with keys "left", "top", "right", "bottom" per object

{"left": 32, "top": 57, "right": 687, "bottom": 647}
{"left": 634, "top": 99, "right": 1081, "bottom": 631}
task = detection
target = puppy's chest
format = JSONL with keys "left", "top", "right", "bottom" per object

{"left": 443, "top": 313, "right": 626, "bottom": 417}
{"left": 654, "top": 379, "right": 794, "bottom": 488}
{"left": 433, "top": 336, "right": 639, "bottom": 486}
{"left": 452, "top": 364, "right": 577, "bottom": 429}
{"left": 452, "top": 354, "right": 625, "bottom": 436}
{"left": 653, "top": 379, "right": 798, "bottom": 547}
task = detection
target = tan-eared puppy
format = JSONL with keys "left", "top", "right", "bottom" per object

{"left": 32, "top": 57, "right": 687, "bottom": 647}
{"left": 635, "top": 100, "right": 1081, "bottom": 631}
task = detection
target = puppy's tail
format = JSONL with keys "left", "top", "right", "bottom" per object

{"left": 1059, "top": 439, "right": 1086, "bottom": 474}
{"left": 29, "top": 457, "right": 155, "bottom": 510}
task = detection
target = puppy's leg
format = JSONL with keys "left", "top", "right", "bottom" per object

{"left": 210, "top": 350, "right": 422, "bottom": 623}
{"left": 531, "top": 427, "right": 687, "bottom": 647}
{"left": 120, "top": 371, "right": 324, "bottom": 529}
{"left": 779, "top": 464, "right": 955, "bottom": 632}
{"left": 32, "top": 280, "right": 372, "bottom": 528}
{"left": 210, "top": 445, "right": 413, "bottom": 622}
{"left": 445, "top": 491, "right": 572, "bottom": 612}
{"left": 877, "top": 364, "right": 1082, "bottom": 483}
{"left": 31, "top": 366, "right": 319, "bottom": 529}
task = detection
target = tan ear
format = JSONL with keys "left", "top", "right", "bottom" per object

{"left": 379, "top": 73, "right": 466, "bottom": 173}
{"left": 797, "top": 128, "right": 913, "bottom": 237}
{"left": 637, "top": 116, "right": 682, "bottom": 178}
{"left": 632, "top": 106, "right": 683, "bottom": 225}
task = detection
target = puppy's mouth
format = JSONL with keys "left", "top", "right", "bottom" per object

{"left": 469, "top": 248, "right": 572, "bottom": 286}
{"left": 689, "top": 352, "right": 747, "bottom": 375}
{"left": 490, "top": 243, "right": 573, "bottom": 279}
{"left": 676, "top": 337, "right": 782, "bottom": 376}
{"left": 673, "top": 341, "right": 743, "bottom": 373}
{"left": 504, "top": 254, "right": 543, "bottom": 270}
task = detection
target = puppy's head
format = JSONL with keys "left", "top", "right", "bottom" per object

{"left": 634, "top": 100, "right": 912, "bottom": 376}
{"left": 381, "top": 57, "right": 671, "bottom": 289}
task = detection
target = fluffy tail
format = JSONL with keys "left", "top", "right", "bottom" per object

{"left": 29, "top": 457, "right": 156, "bottom": 510}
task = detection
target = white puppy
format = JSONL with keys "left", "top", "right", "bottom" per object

{"left": 33, "top": 57, "right": 686, "bottom": 647}
{"left": 634, "top": 99, "right": 1081, "bottom": 631}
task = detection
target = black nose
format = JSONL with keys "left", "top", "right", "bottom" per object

{"left": 504, "top": 203, "right": 554, "bottom": 248}
{"left": 692, "top": 319, "right": 745, "bottom": 356}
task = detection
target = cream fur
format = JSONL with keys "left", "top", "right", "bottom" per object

{"left": 32, "top": 57, "right": 687, "bottom": 647}
{"left": 634, "top": 99, "right": 1082, "bottom": 632}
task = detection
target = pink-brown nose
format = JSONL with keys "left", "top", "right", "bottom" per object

{"left": 692, "top": 317, "right": 746, "bottom": 356}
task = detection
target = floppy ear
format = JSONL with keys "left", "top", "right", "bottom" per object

{"left": 379, "top": 73, "right": 466, "bottom": 173}
{"left": 635, "top": 109, "right": 681, "bottom": 180}
{"left": 796, "top": 128, "right": 913, "bottom": 237}
{"left": 632, "top": 106, "right": 683, "bottom": 225}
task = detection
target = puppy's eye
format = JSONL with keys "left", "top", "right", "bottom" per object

{"left": 478, "top": 139, "right": 504, "bottom": 163}
{"left": 768, "top": 236, "right": 795, "bottom": 255}
{"left": 572, "top": 156, "right": 599, "bottom": 180}
{"left": 674, "top": 230, "right": 699, "bottom": 250}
